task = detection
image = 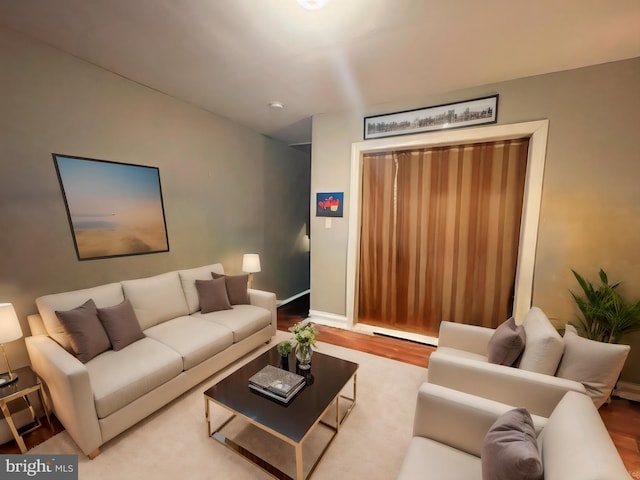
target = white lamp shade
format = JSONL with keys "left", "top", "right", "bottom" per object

{"left": 242, "top": 254, "right": 261, "bottom": 273}
{"left": 0, "top": 303, "right": 23, "bottom": 344}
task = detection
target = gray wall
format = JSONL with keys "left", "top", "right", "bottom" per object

{"left": 0, "top": 27, "right": 310, "bottom": 368}
{"left": 310, "top": 57, "right": 640, "bottom": 382}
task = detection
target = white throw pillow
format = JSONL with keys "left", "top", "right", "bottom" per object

{"left": 517, "top": 307, "right": 564, "bottom": 375}
{"left": 556, "top": 329, "right": 630, "bottom": 408}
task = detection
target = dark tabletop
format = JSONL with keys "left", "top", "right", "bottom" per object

{"left": 204, "top": 346, "right": 358, "bottom": 443}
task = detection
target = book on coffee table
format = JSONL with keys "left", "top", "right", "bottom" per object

{"left": 249, "top": 365, "right": 305, "bottom": 403}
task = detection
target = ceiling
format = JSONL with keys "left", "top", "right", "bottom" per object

{"left": 1, "top": 0, "right": 639, "bottom": 147}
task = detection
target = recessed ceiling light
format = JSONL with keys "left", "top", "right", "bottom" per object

{"left": 297, "top": 0, "right": 329, "bottom": 10}
{"left": 269, "top": 101, "right": 284, "bottom": 109}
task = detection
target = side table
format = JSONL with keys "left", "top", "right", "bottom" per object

{"left": 0, "top": 366, "right": 52, "bottom": 453}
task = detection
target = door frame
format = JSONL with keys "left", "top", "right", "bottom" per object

{"left": 346, "top": 120, "right": 549, "bottom": 332}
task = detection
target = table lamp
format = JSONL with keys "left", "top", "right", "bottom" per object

{"left": 0, "top": 303, "right": 23, "bottom": 385}
{"left": 242, "top": 254, "right": 261, "bottom": 289}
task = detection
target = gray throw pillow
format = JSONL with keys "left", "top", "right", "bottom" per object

{"left": 55, "top": 299, "right": 111, "bottom": 363}
{"left": 196, "top": 278, "right": 232, "bottom": 313}
{"left": 97, "top": 299, "right": 145, "bottom": 351}
{"left": 487, "top": 317, "right": 526, "bottom": 366}
{"left": 481, "top": 407, "right": 543, "bottom": 480}
{"left": 211, "top": 272, "right": 249, "bottom": 305}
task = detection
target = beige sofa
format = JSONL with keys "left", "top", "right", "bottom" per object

{"left": 398, "top": 383, "right": 631, "bottom": 480}
{"left": 25, "top": 263, "right": 276, "bottom": 457}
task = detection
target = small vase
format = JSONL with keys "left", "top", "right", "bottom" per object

{"left": 295, "top": 343, "right": 313, "bottom": 370}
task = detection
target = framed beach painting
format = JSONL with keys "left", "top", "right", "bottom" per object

{"left": 52, "top": 153, "right": 170, "bottom": 260}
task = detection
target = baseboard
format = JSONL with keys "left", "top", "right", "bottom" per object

{"left": 308, "top": 311, "right": 439, "bottom": 346}
{"left": 308, "top": 310, "right": 349, "bottom": 329}
{"left": 613, "top": 381, "right": 640, "bottom": 402}
{"left": 277, "top": 289, "right": 310, "bottom": 307}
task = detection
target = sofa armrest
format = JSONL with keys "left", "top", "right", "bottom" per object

{"left": 412, "top": 383, "right": 546, "bottom": 458}
{"left": 437, "top": 321, "right": 494, "bottom": 355}
{"left": 428, "top": 351, "right": 587, "bottom": 418}
{"left": 25, "top": 335, "right": 102, "bottom": 455}
{"left": 248, "top": 289, "right": 277, "bottom": 336}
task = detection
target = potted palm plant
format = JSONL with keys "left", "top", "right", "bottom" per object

{"left": 570, "top": 269, "right": 640, "bottom": 343}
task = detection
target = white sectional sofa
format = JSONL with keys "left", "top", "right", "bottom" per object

{"left": 25, "top": 263, "right": 276, "bottom": 457}
{"left": 398, "top": 383, "right": 631, "bottom": 480}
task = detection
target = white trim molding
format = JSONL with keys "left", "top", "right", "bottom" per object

{"left": 346, "top": 120, "right": 549, "bottom": 327}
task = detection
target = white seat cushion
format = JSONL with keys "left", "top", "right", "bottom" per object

{"left": 193, "top": 304, "right": 271, "bottom": 343}
{"left": 144, "top": 316, "right": 233, "bottom": 370}
{"left": 398, "top": 436, "right": 481, "bottom": 480}
{"left": 518, "top": 307, "right": 564, "bottom": 375}
{"left": 87, "top": 337, "right": 183, "bottom": 418}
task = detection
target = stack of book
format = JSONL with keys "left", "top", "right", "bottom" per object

{"left": 249, "top": 365, "right": 306, "bottom": 403}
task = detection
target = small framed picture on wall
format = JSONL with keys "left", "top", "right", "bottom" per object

{"left": 316, "top": 192, "right": 343, "bottom": 217}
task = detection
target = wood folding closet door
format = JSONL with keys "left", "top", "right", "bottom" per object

{"left": 357, "top": 138, "right": 529, "bottom": 337}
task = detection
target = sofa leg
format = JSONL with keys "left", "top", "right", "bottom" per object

{"left": 88, "top": 448, "right": 100, "bottom": 459}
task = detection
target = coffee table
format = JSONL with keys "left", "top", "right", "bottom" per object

{"left": 204, "top": 346, "right": 358, "bottom": 480}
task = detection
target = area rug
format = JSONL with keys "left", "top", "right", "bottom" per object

{"left": 31, "top": 331, "right": 429, "bottom": 479}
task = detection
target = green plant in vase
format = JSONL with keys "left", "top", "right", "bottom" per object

{"left": 277, "top": 340, "right": 293, "bottom": 357}
{"left": 570, "top": 269, "right": 640, "bottom": 343}
{"left": 290, "top": 321, "right": 318, "bottom": 370}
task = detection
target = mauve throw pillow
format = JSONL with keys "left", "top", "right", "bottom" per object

{"left": 196, "top": 278, "right": 232, "bottom": 313}
{"left": 97, "top": 299, "right": 145, "bottom": 351}
{"left": 481, "top": 407, "right": 543, "bottom": 480}
{"left": 211, "top": 272, "right": 250, "bottom": 305}
{"left": 487, "top": 317, "right": 526, "bottom": 366}
{"left": 55, "top": 299, "right": 111, "bottom": 363}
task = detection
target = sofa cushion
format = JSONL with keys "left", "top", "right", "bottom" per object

{"left": 121, "top": 271, "right": 189, "bottom": 330}
{"left": 481, "top": 407, "right": 543, "bottom": 480}
{"left": 540, "top": 391, "right": 630, "bottom": 480}
{"left": 194, "top": 304, "right": 272, "bottom": 343}
{"left": 518, "top": 307, "right": 564, "bottom": 375}
{"left": 178, "top": 263, "right": 225, "bottom": 314}
{"left": 144, "top": 316, "right": 233, "bottom": 370}
{"left": 86, "top": 337, "right": 183, "bottom": 418}
{"left": 55, "top": 299, "right": 111, "bottom": 363}
{"left": 555, "top": 330, "right": 630, "bottom": 408}
{"left": 97, "top": 299, "right": 145, "bottom": 351}
{"left": 398, "top": 436, "right": 481, "bottom": 480}
{"left": 36, "top": 282, "right": 124, "bottom": 351}
{"left": 196, "top": 278, "right": 232, "bottom": 313}
{"left": 487, "top": 317, "right": 526, "bottom": 367}
{"left": 212, "top": 273, "right": 249, "bottom": 305}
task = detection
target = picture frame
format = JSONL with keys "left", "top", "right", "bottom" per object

{"left": 316, "top": 192, "right": 344, "bottom": 217}
{"left": 52, "top": 153, "right": 170, "bottom": 260}
{"left": 364, "top": 94, "right": 498, "bottom": 140}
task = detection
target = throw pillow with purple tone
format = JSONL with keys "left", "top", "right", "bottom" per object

{"left": 481, "top": 407, "right": 543, "bottom": 480}
{"left": 196, "top": 278, "right": 232, "bottom": 313}
{"left": 97, "top": 299, "right": 145, "bottom": 351}
{"left": 55, "top": 298, "right": 111, "bottom": 363}
{"left": 487, "top": 317, "right": 526, "bottom": 367}
{"left": 211, "top": 272, "right": 250, "bottom": 305}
